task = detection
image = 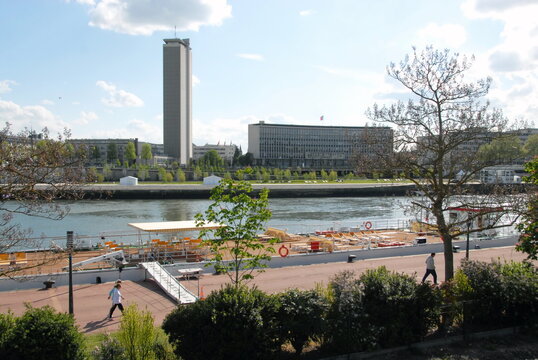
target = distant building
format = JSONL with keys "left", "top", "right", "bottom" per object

{"left": 248, "top": 121, "right": 393, "bottom": 170}
{"left": 69, "top": 138, "right": 139, "bottom": 164}
{"left": 69, "top": 138, "right": 165, "bottom": 165}
{"left": 163, "top": 38, "right": 192, "bottom": 166}
{"left": 193, "top": 143, "right": 237, "bottom": 165}
{"left": 480, "top": 165, "right": 526, "bottom": 184}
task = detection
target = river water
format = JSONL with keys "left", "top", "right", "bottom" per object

{"left": 8, "top": 196, "right": 414, "bottom": 249}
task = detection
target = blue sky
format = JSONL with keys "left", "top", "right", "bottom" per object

{"left": 0, "top": 0, "right": 536, "bottom": 152}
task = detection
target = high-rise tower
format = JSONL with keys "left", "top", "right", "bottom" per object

{"left": 163, "top": 38, "right": 192, "bottom": 165}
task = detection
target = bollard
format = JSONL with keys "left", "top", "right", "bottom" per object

{"left": 96, "top": 276, "right": 102, "bottom": 284}
{"left": 347, "top": 255, "right": 356, "bottom": 263}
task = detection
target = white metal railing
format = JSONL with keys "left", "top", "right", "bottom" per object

{"left": 140, "top": 262, "right": 197, "bottom": 304}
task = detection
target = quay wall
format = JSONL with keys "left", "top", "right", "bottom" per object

{"left": 75, "top": 182, "right": 512, "bottom": 199}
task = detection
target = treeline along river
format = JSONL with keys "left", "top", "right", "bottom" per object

{"left": 9, "top": 196, "right": 414, "bottom": 249}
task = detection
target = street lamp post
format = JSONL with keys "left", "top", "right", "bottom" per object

{"left": 465, "top": 213, "right": 471, "bottom": 260}
{"left": 67, "top": 231, "right": 74, "bottom": 315}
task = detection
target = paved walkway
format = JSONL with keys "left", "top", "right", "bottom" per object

{"left": 0, "top": 246, "right": 529, "bottom": 334}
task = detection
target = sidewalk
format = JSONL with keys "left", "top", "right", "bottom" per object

{"left": 0, "top": 246, "right": 528, "bottom": 334}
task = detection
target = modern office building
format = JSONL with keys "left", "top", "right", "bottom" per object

{"left": 193, "top": 143, "right": 237, "bottom": 165}
{"left": 248, "top": 121, "right": 393, "bottom": 170}
{"left": 163, "top": 38, "right": 192, "bottom": 166}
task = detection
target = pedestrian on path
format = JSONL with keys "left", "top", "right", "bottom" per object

{"left": 107, "top": 283, "right": 125, "bottom": 319}
{"left": 421, "top": 252, "right": 437, "bottom": 284}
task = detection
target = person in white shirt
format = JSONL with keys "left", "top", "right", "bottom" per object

{"left": 421, "top": 253, "right": 437, "bottom": 285}
{"left": 107, "top": 283, "right": 125, "bottom": 319}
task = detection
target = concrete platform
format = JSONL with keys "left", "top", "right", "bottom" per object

{"left": 0, "top": 246, "right": 529, "bottom": 334}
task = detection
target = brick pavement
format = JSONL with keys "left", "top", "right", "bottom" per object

{"left": 0, "top": 246, "right": 528, "bottom": 334}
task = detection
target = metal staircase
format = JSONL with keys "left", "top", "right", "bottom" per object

{"left": 140, "top": 262, "right": 197, "bottom": 304}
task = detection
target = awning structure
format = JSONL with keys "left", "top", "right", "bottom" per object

{"left": 128, "top": 220, "right": 224, "bottom": 233}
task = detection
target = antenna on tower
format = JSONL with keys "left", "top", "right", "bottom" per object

{"left": 174, "top": 25, "right": 177, "bottom": 38}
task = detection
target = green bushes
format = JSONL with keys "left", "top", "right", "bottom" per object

{"left": 1, "top": 305, "right": 86, "bottom": 360}
{"left": 277, "top": 288, "right": 329, "bottom": 355}
{"left": 454, "top": 259, "right": 538, "bottom": 329}
{"left": 324, "top": 268, "right": 441, "bottom": 353}
{"left": 163, "top": 284, "right": 280, "bottom": 360}
{"left": 92, "top": 304, "right": 175, "bottom": 360}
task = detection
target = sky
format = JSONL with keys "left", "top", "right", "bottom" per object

{"left": 0, "top": 0, "right": 537, "bottom": 152}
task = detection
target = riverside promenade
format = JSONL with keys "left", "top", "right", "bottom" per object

{"left": 0, "top": 246, "right": 528, "bottom": 334}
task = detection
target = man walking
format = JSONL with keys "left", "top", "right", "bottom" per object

{"left": 421, "top": 252, "right": 437, "bottom": 285}
{"left": 107, "top": 282, "right": 125, "bottom": 319}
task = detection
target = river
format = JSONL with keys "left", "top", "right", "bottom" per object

{"left": 7, "top": 196, "right": 414, "bottom": 249}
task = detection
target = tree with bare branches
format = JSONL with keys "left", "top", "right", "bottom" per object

{"left": 365, "top": 47, "right": 524, "bottom": 280}
{"left": 0, "top": 124, "right": 88, "bottom": 277}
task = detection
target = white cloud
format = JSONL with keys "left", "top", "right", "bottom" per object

{"left": 416, "top": 23, "right": 467, "bottom": 48}
{"left": 194, "top": 113, "right": 301, "bottom": 151}
{"left": 89, "top": 118, "right": 161, "bottom": 143}
{"left": 41, "top": 99, "right": 55, "bottom": 106}
{"left": 0, "top": 80, "right": 17, "bottom": 94}
{"left": 96, "top": 80, "right": 144, "bottom": 107}
{"left": 299, "top": 9, "right": 314, "bottom": 16}
{"left": 0, "top": 100, "right": 69, "bottom": 133}
{"left": 83, "top": 0, "right": 232, "bottom": 35}
{"left": 192, "top": 74, "right": 200, "bottom": 86}
{"left": 461, "top": 0, "right": 538, "bottom": 122}
{"left": 74, "top": 111, "right": 99, "bottom": 125}
{"left": 237, "top": 53, "right": 264, "bottom": 61}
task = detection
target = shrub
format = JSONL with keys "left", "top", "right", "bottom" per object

{"left": 324, "top": 271, "right": 368, "bottom": 354}
{"left": 277, "top": 288, "right": 329, "bottom": 355}
{"left": 7, "top": 305, "right": 86, "bottom": 360}
{"left": 359, "top": 267, "right": 441, "bottom": 348}
{"left": 457, "top": 259, "right": 538, "bottom": 328}
{"left": 91, "top": 334, "right": 127, "bottom": 360}
{"left": 116, "top": 304, "right": 175, "bottom": 360}
{"left": 458, "top": 259, "right": 506, "bottom": 327}
{"left": 163, "top": 284, "right": 279, "bottom": 360}
{"left": 496, "top": 261, "right": 538, "bottom": 326}
{"left": 324, "top": 268, "right": 441, "bottom": 354}
{"left": 0, "top": 312, "right": 15, "bottom": 355}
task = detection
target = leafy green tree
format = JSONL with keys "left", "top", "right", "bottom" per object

{"left": 6, "top": 305, "right": 85, "bottom": 360}
{"left": 516, "top": 157, "right": 538, "bottom": 260}
{"left": 116, "top": 304, "right": 174, "bottom": 360}
{"left": 321, "top": 169, "right": 329, "bottom": 181}
{"left": 125, "top": 142, "right": 137, "bottom": 166}
{"left": 201, "top": 150, "right": 224, "bottom": 168}
{"left": 292, "top": 171, "right": 300, "bottom": 180}
{"left": 524, "top": 134, "right": 538, "bottom": 157}
{"left": 329, "top": 170, "right": 338, "bottom": 181}
{"left": 193, "top": 165, "right": 202, "bottom": 181}
{"left": 262, "top": 170, "right": 271, "bottom": 183}
{"left": 137, "top": 167, "right": 148, "bottom": 181}
{"left": 103, "top": 164, "right": 113, "bottom": 181}
{"left": 163, "top": 285, "right": 280, "bottom": 360}
{"left": 157, "top": 167, "right": 166, "bottom": 181}
{"left": 223, "top": 171, "right": 232, "bottom": 180}
{"left": 366, "top": 46, "right": 512, "bottom": 280}
{"left": 195, "top": 179, "right": 275, "bottom": 286}
{"left": 277, "top": 289, "right": 329, "bottom": 356}
{"left": 233, "top": 145, "right": 242, "bottom": 166}
{"left": 91, "top": 145, "right": 101, "bottom": 163}
{"left": 273, "top": 168, "right": 281, "bottom": 181}
{"left": 283, "top": 169, "right": 292, "bottom": 182}
{"left": 477, "top": 135, "right": 524, "bottom": 165}
{"left": 238, "top": 152, "right": 254, "bottom": 166}
{"left": 107, "top": 142, "right": 118, "bottom": 163}
{"left": 176, "top": 168, "right": 186, "bottom": 182}
{"left": 141, "top": 143, "right": 153, "bottom": 165}
{"left": 234, "top": 169, "right": 245, "bottom": 180}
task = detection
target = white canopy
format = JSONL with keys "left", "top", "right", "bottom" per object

{"left": 128, "top": 220, "right": 223, "bottom": 233}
